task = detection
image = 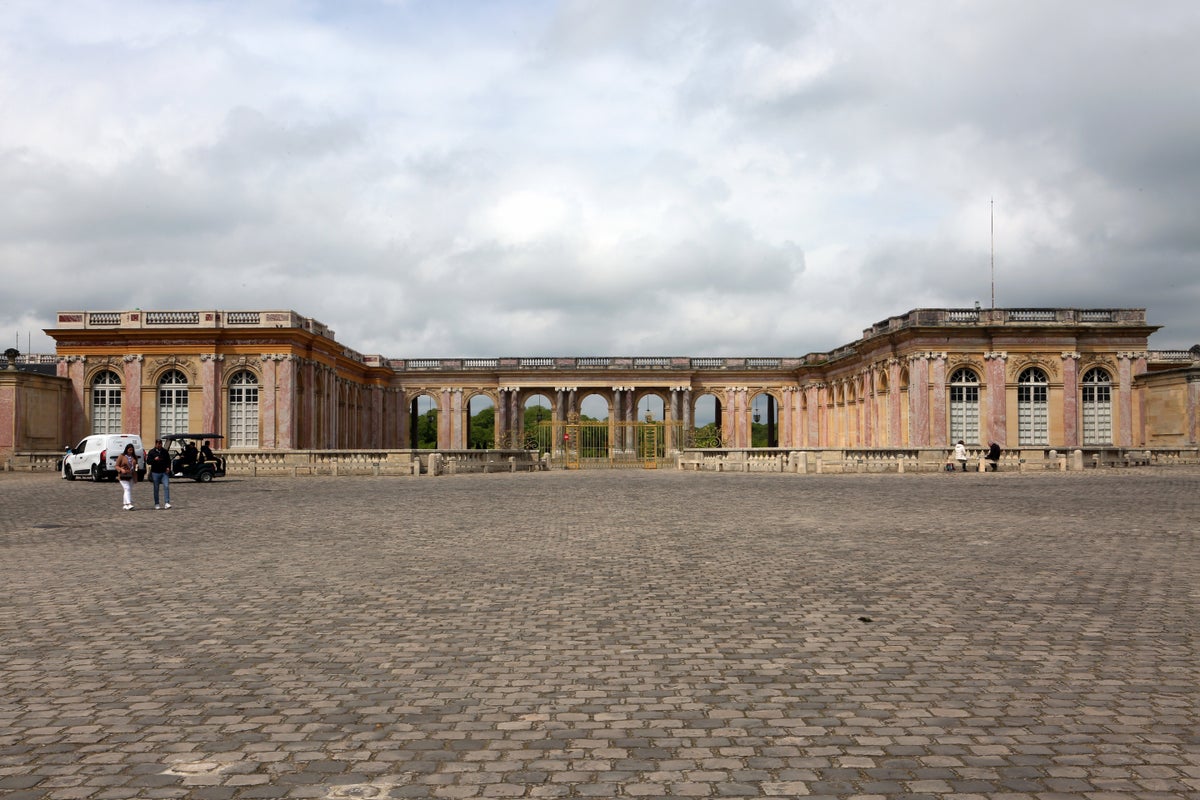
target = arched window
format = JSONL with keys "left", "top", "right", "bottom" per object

{"left": 91, "top": 370, "right": 122, "bottom": 434}
{"left": 157, "top": 369, "right": 189, "bottom": 436}
{"left": 1017, "top": 367, "right": 1049, "bottom": 445}
{"left": 228, "top": 371, "right": 259, "bottom": 448}
{"left": 949, "top": 368, "right": 980, "bottom": 444}
{"left": 1081, "top": 367, "right": 1112, "bottom": 444}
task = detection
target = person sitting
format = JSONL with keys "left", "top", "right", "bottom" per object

{"left": 174, "top": 442, "right": 199, "bottom": 475}
{"left": 985, "top": 441, "right": 1001, "bottom": 471}
{"left": 200, "top": 439, "right": 216, "bottom": 463}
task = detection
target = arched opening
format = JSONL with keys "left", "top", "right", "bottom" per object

{"left": 228, "top": 370, "right": 259, "bottom": 448}
{"left": 579, "top": 393, "right": 610, "bottom": 421}
{"left": 636, "top": 393, "right": 665, "bottom": 422}
{"left": 523, "top": 393, "right": 553, "bottom": 450}
{"left": 691, "top": 392, "right": 722, "bottom": 447}
{"left": 467, "top": 394, "right": 495, "bottom": 449}
{"left": 1081, "top": 367, "right": 1112, "bottom": 444}
{"left": 411, "top": 394, "right": 439, "bottom": 449}
{"left": 750, "top": 392, "right": 777, "bottom": 447}
{"left": 91, "top": 370, "right": 122, "bottom": 434}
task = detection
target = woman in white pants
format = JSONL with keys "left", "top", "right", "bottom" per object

{"left": 115, "top": 444, "right": 139, "bottom": 510}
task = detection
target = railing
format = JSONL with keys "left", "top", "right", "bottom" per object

{"left": 1008, "top": 309, "right": 1058, "bottom": 322}
{"left": 88, "top": 312, "right": 120, "bottom": 326}
{"left": 946, "top": 309, "right": 980, "bottom": 323}
{"left": 633, "top": 357, "right": 672, "bottom": 367}
{"left": 520, "top": 358, "right": 554, "bottom": 368}
{"left": 463, "top": 358, "right": 500, "bottom": 369}
{"left": 146, "top": 312, "right": 200, "bottom": 325}
{"left": 577, "top": 357, "right": 611, "bottom": 367}
{"left": 746, "top": 358, "right": 781, "bottom": 368}
{"left": 226, "top": 312, "right": 261, "bottom": 325}
{"left": 1149, "top": 350, "right": 1197, "bottom": 362}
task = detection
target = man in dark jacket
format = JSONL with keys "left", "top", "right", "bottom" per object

{"left": 985, "top": 442, "right": 1001, "bottom": 471}
{"left": 145, "top": 438, "right": 173, "bottom": 509}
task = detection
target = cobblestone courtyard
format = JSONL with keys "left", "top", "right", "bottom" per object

{"left": 2, "top": 468, "right": 1198, "bottom": 799}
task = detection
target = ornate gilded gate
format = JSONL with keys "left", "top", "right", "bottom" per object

{"left": 529, "top": 420, "right": 682, "bottom": 469}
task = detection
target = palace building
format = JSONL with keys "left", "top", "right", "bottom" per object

{"left": 6, "top": 306, "right": 1190, "bottom": 469}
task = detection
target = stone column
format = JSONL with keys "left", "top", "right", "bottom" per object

{"left": 984, "top": 352, "right": 1008, "bottom": 447}
{"left": 805, "top": 384, "right": 821, "bottom": 447}
{"left": 887, "top": 358, "right": 903, "bottom": 447}
{"left": 123, "top": 355, "right": 144, "bottom": 436}
{"left": 1188, "top": 373, "right": 1200, "bottom": 446}
{"left": 908, "top": 355, "right": 930, "bottom": 446}
{"left": 277, "top": 356, "right": 297, "bottom": 449}
{"left": 260, "top": 356, "right": 277, "bottom": 449}
{"left": 496, "top": 388, "right": 510, "bottom": 448}
{"left": 929, "top": 352, "right": 948, "bottom": 448}
{"left": 1061, "top": 351, "right": 1080, "bottom": 448}
{"left": 1117, "top": 352, "right": 1141, "bottom": 447}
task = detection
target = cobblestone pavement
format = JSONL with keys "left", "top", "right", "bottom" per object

{"left": 2, "top": 467, "right": 1198, "bottom": 800}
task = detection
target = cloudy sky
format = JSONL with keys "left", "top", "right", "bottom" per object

{"left": 3, "top": 0, "right": 1199, "bottom": 358}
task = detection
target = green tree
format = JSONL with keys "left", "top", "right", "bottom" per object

{"left": 416, "top": 409, "right": 438, "bottom": 449}
{"left": 469, "top": 406, "right": 495, "bottom": 449}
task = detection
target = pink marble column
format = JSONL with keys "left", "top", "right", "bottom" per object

{"left": 199, "top": 352, "right": 220, "bottom": 434}
{"left": 1188, "top": 374, "right": 1200, "bottom": 446}
{"left": 888, "top": 359, "right": 903, "bottom": 446}
{"left": 261, "top": 357, "right": 278, "bottom": 449}
{"left": 65, "top": 358, "right": 87, "bottom": 439}
{"left": 984, "top": 353, "right": 1008, "bottom": 446}
{"left": 929, "top": 354, "right": 947, "bottom": 448}
{"left": 1117, "top": 353, "right": 1135, "bottom": 446}
{"left": 1061, "top": 352, "right": 1080, "bottom": 448}
{"left": 909, "top": 356, "right": 930, "bottom": 446}
{"left": 123, "top": 356, "right": 143, "bottom": 436}
{"left": 278, "top": 357, "right": 298, "bottom": 449}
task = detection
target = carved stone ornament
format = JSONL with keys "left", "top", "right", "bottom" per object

{"left": 984, "top": 351, "right": 1008, "bottom": 361}
{"left": 1060, "top": 351, "right": 1081, "bottom": 360}
{"left": 1008, "top": 357, "right": 1060, "bottom": 381}
{"left": 122, "top": 354, "right": 143, "bottom": 363}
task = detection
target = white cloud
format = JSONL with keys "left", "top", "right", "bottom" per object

{"left": 3, "top": 0, "right": 1200, "bottom": 357}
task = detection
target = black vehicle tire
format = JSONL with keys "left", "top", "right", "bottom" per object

{"left": 197, "top": 469, "right": 214, "bottom": 483}
{"left": 92, "top": 464, "right": 103, "bottom": 482}
{"left": 64, "top": 466, "right": 75, "bottom": 481}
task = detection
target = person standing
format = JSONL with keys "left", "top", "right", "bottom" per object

{"left": 954, "top": 440, "right": 969, "bottom": 472}
{"left": 146, "top": 438, "right": 173, "bottom": 509}
{"left": 115, "top": 443, "right": 140, "bottom": 510}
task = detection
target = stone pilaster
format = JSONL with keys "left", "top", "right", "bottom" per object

{"left": 122, "top": 355, "right": 144, "bottom": 436}
{"left": 984, "top": 352, "right": 1008, "bottom": 446}
{"left": 1061, "top": 351, "right": 1081, "bottom": 448}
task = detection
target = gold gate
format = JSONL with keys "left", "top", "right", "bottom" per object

{"left": 530, "top": 420, "right": 681, "bottom": 469}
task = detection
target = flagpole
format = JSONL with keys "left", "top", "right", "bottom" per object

{"left": 990, "top": 198, "right": 995, "bottom": 309}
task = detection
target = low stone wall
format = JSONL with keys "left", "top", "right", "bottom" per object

{"left": 11, "top": 446, "right": 1200, "bottom": 475}
{"left": 677, "top": 446, "right": 1200, "bottom": 473}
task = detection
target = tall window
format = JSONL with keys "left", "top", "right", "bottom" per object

{"left": 1081, "top": 367, "right": 1112, "bottom": 444}
{"left": 157, "top": 369, "right": 189, "bottom": 436}
{"left": 91, "top": 370, "right": 122, "bottom": 434}
{"left": 949, "top": 368, "right": 980, "bottom": 444}
{"left": 1017, "top": 367, "right": 1049, "bottom": 445}
{"left": 228, "top": 371, "right": 259, "bottom": 447}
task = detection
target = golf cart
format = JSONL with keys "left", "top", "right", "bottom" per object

{"left": 163, "top": 433, "right": 227, "bottom": 482}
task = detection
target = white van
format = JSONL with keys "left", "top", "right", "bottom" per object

{"left": 62, "top": 434, "right": 146, "bottom": 482}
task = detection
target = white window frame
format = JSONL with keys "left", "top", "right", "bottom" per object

{"left": 91, "top": 371, "right": 123, "bottom": 434}
{"left": 157, "top": 369, "right": 189, "bottom": 437}
{"left": 1017, "top": 367, "right": 1049, "bottom": 445}
{"left": 1081, "top": 367, "right": 1112, "bottom": 445}
{"left": 948, "top": 368, "right": 980, "bottom": 445}
{"left": 228, "top": 371, "right": 260, "bottom": 448}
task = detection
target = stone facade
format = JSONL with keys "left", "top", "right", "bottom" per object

{"left": 19, "top": 306, "right": 1197, "bottom": 461}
